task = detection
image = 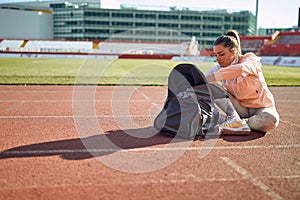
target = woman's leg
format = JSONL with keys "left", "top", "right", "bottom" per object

{"left": 248, "top": 106, "right": 280, "bottom": 132}
{"left": 228, "top": 95, "right": 250, "bottom": 118}
{"left": 210, "top": 85, "right": 279, "bottom": 133}
{"left": 209, "top": 84, "right": 241, "bottom": 120}
{"left": 214, "top": 98, "right": 240, "bottom": 120}
{"left": 229, "top": 96, "right": 280, "bottom": 132}
{"left": 208, "top": 84, "right": 251, "bottom": 133}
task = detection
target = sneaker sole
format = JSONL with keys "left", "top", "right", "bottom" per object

{"left": 221, "top": 127, "right": 251, "bottom": 135}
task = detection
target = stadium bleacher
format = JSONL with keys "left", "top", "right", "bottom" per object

{"left": 275, "top": 35, "right": 300, "bottom": 44}
{"left": 241, "top": 40, "right": 264, "bottom": 50}
{"left": 0, "top": 39, "right": 24, "bottom": 51}
{"left": 23, "top": 40, "right": 93, "bottom": 53}
{"left": 261, "top": 31, "right": 300, "bottom": 56}
{"left": 0, "top": 31, "right": 299, "bottom": 56}
{"left": 0, "top": 39, "right": 93, "bottom": 53}
{"left": 96, "top": 41, "right": 188, "bottom": 55}
{"left": 240, "top": 36, "right": 269, "bottom": 55}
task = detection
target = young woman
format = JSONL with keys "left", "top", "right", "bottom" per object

{"left": 205, "top": 30, "right": 280, "bottom": 134}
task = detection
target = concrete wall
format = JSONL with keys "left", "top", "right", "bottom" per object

{"left": 0, "top": 8, "right": 53, "bottom": 39}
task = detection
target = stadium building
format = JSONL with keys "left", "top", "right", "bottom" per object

{"left": 0, "top": 0, "right": 256, "bottom": 49}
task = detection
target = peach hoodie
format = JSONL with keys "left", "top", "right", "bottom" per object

{"left": 205, "top": 53, "right": 275, "bottom": 108}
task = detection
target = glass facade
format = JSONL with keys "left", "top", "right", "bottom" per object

{"left": 51, "top": 3, "right": 256, "bottom": 49}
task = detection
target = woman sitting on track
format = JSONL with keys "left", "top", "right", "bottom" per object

{"left": 205, "top": 30, "right": 280, "bottom": 134}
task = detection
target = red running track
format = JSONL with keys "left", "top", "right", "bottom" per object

{"left": 0, "top": 85, "right": 299, "bottom": 200}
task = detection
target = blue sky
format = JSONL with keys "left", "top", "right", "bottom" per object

{"left": 1, "top": 0, "right": 299, "bottom": 28}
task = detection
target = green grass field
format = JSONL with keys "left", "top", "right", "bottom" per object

{"left": 0, "top": 57, "right": 299, "bottom": 86}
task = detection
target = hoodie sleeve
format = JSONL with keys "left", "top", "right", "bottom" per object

{"left": 213, "top": 53, "right": 262, "bottom": 81}
{"left": 205, "top": 64, "right": 220, "bottom": 83}
{"left": 205, "top": 64, "right": 220, "bottom": 77}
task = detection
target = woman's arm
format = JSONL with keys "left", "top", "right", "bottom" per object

{"left": 213, "top": 53, "right": 262, "bottom": 81}
{"left": 205, "top": 64, "right": 220, "bottom": 83}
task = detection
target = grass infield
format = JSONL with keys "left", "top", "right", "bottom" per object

{"left": 0, "top": 57, "right": 299, "bottom": 86}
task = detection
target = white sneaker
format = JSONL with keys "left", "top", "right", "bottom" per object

{"left": 220, "top": 118, "right": 251, "bottom": 135}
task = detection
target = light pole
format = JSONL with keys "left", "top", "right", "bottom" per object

{"left": 255, "top": 0, "right": 259, "bottom": 36}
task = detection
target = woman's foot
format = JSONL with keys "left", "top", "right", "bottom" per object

{"left": 220, "top": 118, "right": 251, "bottom": 135}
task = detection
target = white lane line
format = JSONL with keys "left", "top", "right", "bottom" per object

{"left": 276, "top": 100, "right": 300, "bottom": 103}
{"left": 0, "top": 115, "right": 156, "bottom": 119}
{"left": 0, "top": 90, "right": 112, "bottom": 93}
{"left": 0, "top": 177, "right": 254, "bottom": 190}
{"left": 0, "top": 91, "right": 73, "bottom": 93}
{"left": 279, "top": 113, "right": 300, "bottom": 117}
{"left": 0, "top": 100, "right": 159, "bottom": 102}
{"left": 267, "top": 175, "right": 300, "bottom": 179}
{"left": 277, "top": 104, "right": 300, "bottom": 108}
{"left": 0, "top": 89, "right": 162, "bottom": 93}
{"left": 135, "top": 87, "right": 150, "bottom": 100}
{"left": 6, "top": 101, "right": 25, "bottom": 111}
{"left": 135, "top": 87, "right": 164, "bottom": 118}
{"left": 279, "top": 119, "right": 300, "bottom": 128}
{"left": 221, "top": 157, "right": 283, "bottom": 200}
{"left": 1, "top": 144, "right": 299, "bottom": 155}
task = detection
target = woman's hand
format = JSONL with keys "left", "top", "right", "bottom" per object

{"left": 206, "top": 74, "right": 216, "bottom": 83}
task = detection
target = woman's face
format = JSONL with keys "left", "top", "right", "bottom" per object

{"left": 213, "top": 44, "right": 236, "bottom": 67}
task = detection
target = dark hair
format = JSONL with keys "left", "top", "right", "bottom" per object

{"left": 214, "top": 30, "right": 241, "bottom": 55}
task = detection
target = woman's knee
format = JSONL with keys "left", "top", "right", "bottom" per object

{"left": 248, "top": 112, "right": 279, "bottom": 132}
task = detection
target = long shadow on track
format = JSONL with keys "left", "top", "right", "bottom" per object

{"left": 0, "top": 127, "right": 265, "bottom": 161}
